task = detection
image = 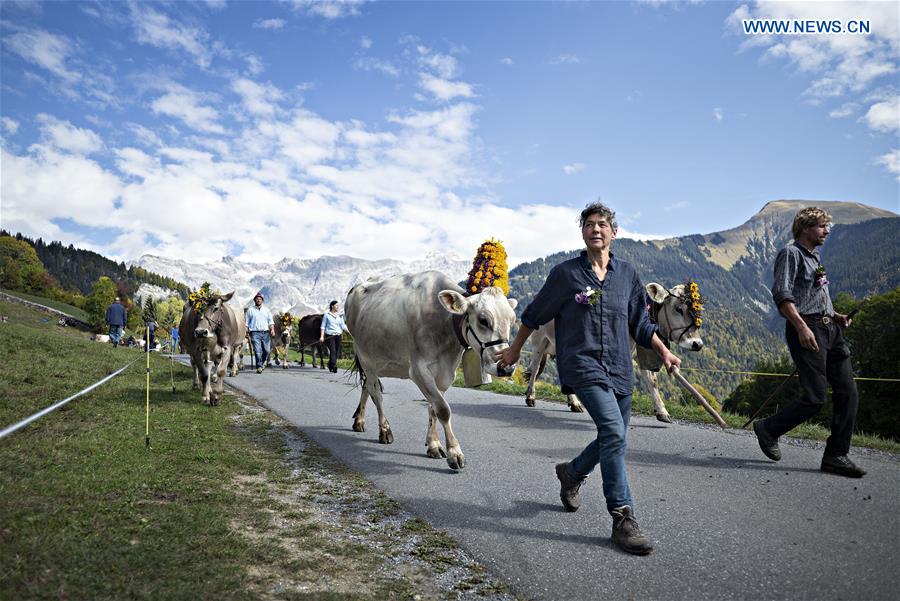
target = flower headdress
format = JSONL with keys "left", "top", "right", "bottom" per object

{"left": 685, "top": 280, "right": 704, "bottom": 327}
{"left": 280, "top": 312, "right": 293, "bottom": 327}
{"left": 466, "top": 239, "right": 509, "bottom": 295}
{"left": 187, "top": 282, "right": 218, "bottom": 313}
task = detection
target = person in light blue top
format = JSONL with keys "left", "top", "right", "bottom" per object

{"left": 320, "top": 300, "right": 350, "bottom": 373}
{"left": 246, "top": 292, "right": 275, "bottom": 373}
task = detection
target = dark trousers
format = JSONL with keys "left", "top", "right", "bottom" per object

{"left": 324, "top": 335, "right": 340, "bottom": 372}
{"left": 763, "top": 321, "right": 858, "bottom": 457}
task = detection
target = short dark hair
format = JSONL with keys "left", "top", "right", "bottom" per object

{"left": 579, "top": 201, "right": 618, "bottom": 231}
{"left": 329, "top": 300, "right": 339, "bottom": 310}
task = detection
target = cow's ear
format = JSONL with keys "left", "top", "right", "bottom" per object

{"left": 507, "top": 298, "right": 518, "bottom": 311}
{"left": 438, "top": 290, "right": 468, "bottom": 315}
{"left": 646, "top": 283, "right": 667, "bottom": 303}
{"left": 221, "top": 291, "right": 235, "bottom": 302}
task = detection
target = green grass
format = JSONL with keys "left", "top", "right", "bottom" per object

{"left": 452, "top": 368, "right": 900, "bottom": 454}
{"left": 1, "top": 299, "right": 493, "bottom": 600}
{"left": 0, "top": 288, "right": 90, "bottom": 322}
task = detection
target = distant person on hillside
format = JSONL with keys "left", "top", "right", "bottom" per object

{"left": 145, "top": 319, "right": 157, "bottom": 352}
{"left": 320, "top": 300, "right": 350, "bottom": 373}
{"left": 246, "top": 292, "right": 275, "bottom": 373}
{"left": 495, "top": 201, "right": 681, "bottom": 556}
{"left": 170, "top": 325, "right": 181, "bottom": 353}
{"left": 105, "top": 297, "right": 127, "bottom": 348}
{"left": 753, "top": 207, "right": 864, "bottom": 478}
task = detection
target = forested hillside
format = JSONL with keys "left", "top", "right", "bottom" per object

{"left": 1, "top": 231, "right": 190, "bottom": 299}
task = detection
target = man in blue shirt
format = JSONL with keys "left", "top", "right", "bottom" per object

{"left": 497, "top": 202, "right": 680, "bottom": 556}
{"left": 105, "top": 297, "right": 127, "bottom": 348}
{"left": 246, "top": 292, "right": 275, "bottom": 373}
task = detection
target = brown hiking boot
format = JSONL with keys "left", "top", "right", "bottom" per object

{"left": 753, "top": 420, "right": 781, "bottom": 461}
{"left": 610, "top": 506, "right": 653, "bottom": 555}
{"left": 821, "top": 454, "right": 866, "bottom": 478}
{"left": 555, "top": 462, "right": 585, "bottom": 512}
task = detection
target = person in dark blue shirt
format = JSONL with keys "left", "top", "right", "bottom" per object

{"left": 496, "top": 202, "right": 680, "bottom": 556}
{"left": 105, "top": 297, "right": 127, "bottom": 348}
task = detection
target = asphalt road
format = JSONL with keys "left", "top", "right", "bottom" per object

{"left": 213, "top": 362, "right": 898, "bottom": 601}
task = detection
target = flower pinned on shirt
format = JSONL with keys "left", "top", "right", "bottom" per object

{"left": 575, "top": 286, "right": 602, "bottom": 306}
{"left": 685, "top": 280, "right": 704, "bottom": 327}
{"left": 466, "top": 239, "right": 509, "bottom": 295}
{"left": 814, "top": 265, "right": 828, "bottom": 288}
{"left": 188, "top": 282, "right": 218, "bottom": 313}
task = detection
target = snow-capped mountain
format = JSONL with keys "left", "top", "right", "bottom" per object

{"left": 128, "top": 251, "right": 471, "bottom": 316}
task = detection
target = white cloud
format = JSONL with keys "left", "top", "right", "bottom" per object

{"left": 547, "top": 54, "right": 581, "bottom": 65}
{"left": 289, "top": 0, "right": 365, "bottom": 20}
{"left": 419, "top": 73, "right": 475, "bottom": 102}
{"left": 727, "top": 1, "right": 899, "bottom": 102}
{"left": 129, "top": 4, "right": 213, "bottom": 68}
{"left": 713, "top": 107, "right": 724, "bottom": 122}
{"left": 150, "top": 85, "right": 225, "bottom": 134}
{"left": 354, "top": 57, "right": 400, "bottom": 77}
{"left": 360, "top": 36, "right": 372, "bottom": 49}
{"left": 253, "top": 18, "right": 286, "bottom": 30}
{"left": 4, "top": 29, "right": 80, "bottom": 84}
{"left": 863, "top": 96, "right": 899, "bottom": 132}
{"left": 500, "top": 57, "right": 513, "bottom": 65}
{"left": 232, "top": 77, "right": 284, "bottom": 117}
{"left": 562, "top": 163, "right": 585, "bottom": 175}
{"left": 664, "top": 200, "right": 690, "bottom": 212}
{"left": 36, "top": 114, "right": 103, "bottom": 154}
{"left": 829, "top": 102, "right": 858, "bottom": 118}
{"left": 1, "top": 117, "right": 20, "bottom": 135}
{"left": 875, "top": 149, "right": 900, "bottom": 179}
{"left": 417, "top": 46, "right": 459, "bottom": 79}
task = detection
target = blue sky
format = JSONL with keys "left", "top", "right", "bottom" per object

{"left": 1, "top": 0, "right": 897, "bottom": 267}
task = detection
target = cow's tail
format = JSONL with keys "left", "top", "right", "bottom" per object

{"left": 349, "top": 353, "right": 383, "bottom": 393}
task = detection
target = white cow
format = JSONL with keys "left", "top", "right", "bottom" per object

{"left": 524, "top": 282, "right": 704, "bottom": 422}
{"left": 345, "top": 271, "right": 518, "bottom": 470}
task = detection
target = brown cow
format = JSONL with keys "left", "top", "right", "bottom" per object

{"left": 178, "top": 292, "right": 246, "bottom": 405}
{"left": 296, "top": 314, "right": 327, "bottom": 369}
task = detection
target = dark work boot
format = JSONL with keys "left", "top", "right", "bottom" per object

{"left": 821, "top": 454, "right": 866, "bottom": 478}
{"left": 610, "top": 506, "right": 653, "bottom": 555}
{"left": 753, "top": 420, "right": 781, "bottom": 461}
{"left": 555, "top": 462, "right": 586, "bottom": 512}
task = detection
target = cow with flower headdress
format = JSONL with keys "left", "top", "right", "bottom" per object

{"left": 524, "top": 279, "right": 706, "bottom": 422}
{"left": 264, "top": 312, "right": 295, "bottom": 369}
{"left": 344, "top": 239, "right": 518, "bottom": 470}
{"left": 178, "top": 282, "right": 247, "bottom": 405}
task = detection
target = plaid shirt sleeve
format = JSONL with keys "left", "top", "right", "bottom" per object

{"left": 771, "top": 246, "right": 798, "bottom": 308}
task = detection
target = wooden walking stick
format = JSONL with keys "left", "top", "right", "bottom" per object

{"left": 671, "top": 367, "right": 728, "bottom": 429}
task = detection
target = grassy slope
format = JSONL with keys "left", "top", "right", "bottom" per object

{"left": 0, "top": 300, "right": 512, "bottom": 600}
{"left": 0, "top": 288, "right": 90, "bottom": 322}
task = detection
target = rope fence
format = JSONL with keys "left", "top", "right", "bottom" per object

{"left": 679, "top": 367, "right": 900, "bottom": 382}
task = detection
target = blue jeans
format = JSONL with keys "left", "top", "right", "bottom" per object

{"left": 250, "top": 331, "right": 270, "bottom": 368}
{"left": 568, "top": 383, "right": 634, "bottom": 514}
{"left": 108, "top": 325, "right": 124, "bottom": 346}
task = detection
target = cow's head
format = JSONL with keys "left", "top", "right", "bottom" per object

{"left": 439, "top": 287, "right": 518, "bottom": 377}
{"left": 193, "top": 291, "right": 235, "bottom": 342}
{"left": 646, "top": 283, "right": 704, "bottom": 352}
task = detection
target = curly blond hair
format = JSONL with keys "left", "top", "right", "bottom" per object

{"left": 792, "top": 207, "right": 833, "bottom": 239}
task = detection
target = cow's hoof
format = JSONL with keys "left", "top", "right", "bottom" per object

{"left": 655, "top": 413, "right": 673, "bottom": 424}
{"left": 211, "top": 396, "right": 220, "bottom": 406}
{"left": 525, "top": 396, "right": 536, "bottom": 407}
{"left": 352, "top": 420, "right": 366, "bottom": 432}
{"left": 447, "top": 452, "right": 465, "bottom": 470}
{"left": 569, "top": 402, "right": 585, "bottom": 413}
{"left": 379, "top": 427, "right": 393, "bottom": 444}
{"left": 426, "top": 445, "right": 447, "bottom": 459}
